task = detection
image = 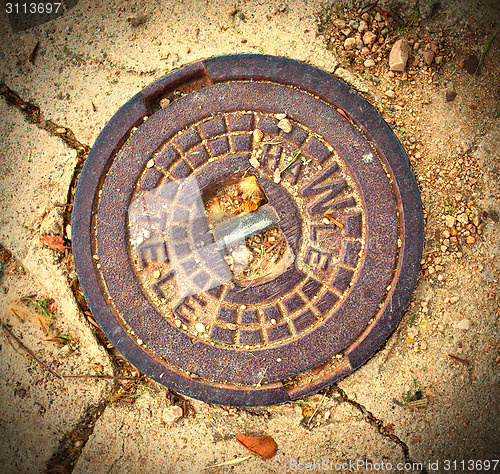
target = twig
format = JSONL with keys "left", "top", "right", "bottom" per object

{"left": 255, "top": 367, "right": 268, "bottom": 388}
{"left": 63, "top": 374, "right": 139, "bottom": 381}
{"left": 1, "top": 322, "right": 62, "bottom": 379}
{"left": 306, "top": 391, "right": 328, "bottom": 426}
{"left": 204, "top": 455, "right": 252, "bottom": 469}
{"left": 448, "top": 354, "right": 469, "bottom": 365}
{"left": 324, "top": 213, "right": 344, "bottom": 229}
{"left": 360, "top": 2, "right": 378, "bottom": 15}
{"left": 29, "top": 40, "right": 40, "bottom": 64}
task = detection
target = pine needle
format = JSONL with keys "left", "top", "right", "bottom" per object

{"left": 204, "top": 455, "right": 252, "bottom": 469}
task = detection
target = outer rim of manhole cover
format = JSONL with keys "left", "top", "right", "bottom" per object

{"left": 72, "top": 54, "right": 423, "bottom": 407}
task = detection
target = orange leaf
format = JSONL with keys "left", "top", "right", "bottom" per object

{"left": 236, "top": 434, "right": 277, "bottom": 459}
{"left": 95, "top": 363, "right": 104, "bottom": 374}
{"left": 40, "top": 235, "right": 66, "bottom": 252}
{"left": 242, "top": 200, "right": 259, "bottom": 212}
{"left": 336, "top": 107, "right": 351, "bottom": 123}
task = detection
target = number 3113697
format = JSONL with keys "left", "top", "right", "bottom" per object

{"left": 5, "top": 3, "right": 61, "bottom": 14}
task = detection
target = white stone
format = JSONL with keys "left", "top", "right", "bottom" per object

{"left": 457, "top": 319, "right": 470, "bottom": 330}
{"left": 195, "top": 322, "right": 205, "bottom": 333}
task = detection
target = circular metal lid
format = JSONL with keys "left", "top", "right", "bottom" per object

{"left": 72, "top": 55, "right": 423, "bottom": 406}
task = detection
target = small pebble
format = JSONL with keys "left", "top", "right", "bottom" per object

{"left": 344, "top": 37, "right": 356, "bottom": 51}
{"left": 385, "top": 90, "right": 395, "bottom": 98}
{"left": 457, "top": 213, "right": 469, "bottom": 225}
{"left": 423, "top": 51, "right": 434, "bottom": 65}
{"left": 162, "top": 406, "right": 183, "bottom": 423}
{"left": 278, "top": 118, "right": 292, "bottom": 133}
{"left": 273, "top": 168, "right": 281, "bottom": 184}
{"left": 253, "top": 129, "right": 264, "bottom": 143}
{"left": 128, "top": 14, "right": 147, "bottom": 27}
{"left": 159, "top": 97, "right": 170, "bottom": 107}
{"left": 249, "top": 155, "right": 260, "bottom": 168}
{"left": 363, "top": 31, "right": 377, "bottom": 46}
{"left": 457, "top": 319, "right": 470, "bottom": 330}
{"left": 355, "top": 37, "right": 364, "bottom": 50}
{"left": 364, "top": 59, "right": 376, "bottom": 68}
{"left": 445, "top": 215, "right": 456, "bottom": 227}
{"left": 463, "top": 55, "right": 479, "bottom": 74}
{"left": 195, "top": 322, "right": 205, "bottom": 333}
{"left": 153, "top": 270, "right": 161, "bottom": 279}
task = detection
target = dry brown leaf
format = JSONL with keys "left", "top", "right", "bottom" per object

{"left": 236, "top": 434, "right": 277, "bottom": 459}
{"left": 95, "top": 363, "right": 104, "bottom": 374}
{"left": 240, "top": 175, "right": 263, "bottom": 200}
{"left": 40, "top": 235, "right": 66, "bottom": 252}
{"left": 46, "top": 298, "right": 57, "bottom": 313}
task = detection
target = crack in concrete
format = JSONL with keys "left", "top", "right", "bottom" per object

{"left": 106, "top": 437, "right": 126, "bottom": 474}
{"left": 46, "top": 400, "right": 109, "bottom": 473}
{"left": 331, "top": 385, "right": 428, "bottom": 474}
{"left": 0, "top": 82, "right": 90, "bottom": 156}
{"left": 0, "top": 82, "right": 91, "bottom": 241}
{"left": 0, "top": 84, "right": 141, "bottom": 473}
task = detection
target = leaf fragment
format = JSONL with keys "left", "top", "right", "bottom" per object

{"left": 40, "top": 235, "right": 66, "bottom": 252}
{"left": 236, "top": 434, "right": 277, "bottom": 459}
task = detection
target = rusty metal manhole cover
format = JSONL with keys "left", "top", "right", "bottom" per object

{"left": 72, "top": 55, "right": 423, "bottom": 406}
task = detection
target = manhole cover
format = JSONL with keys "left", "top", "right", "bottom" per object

{"left": 72, "top": 55, "right": 423, "bottom": 406}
